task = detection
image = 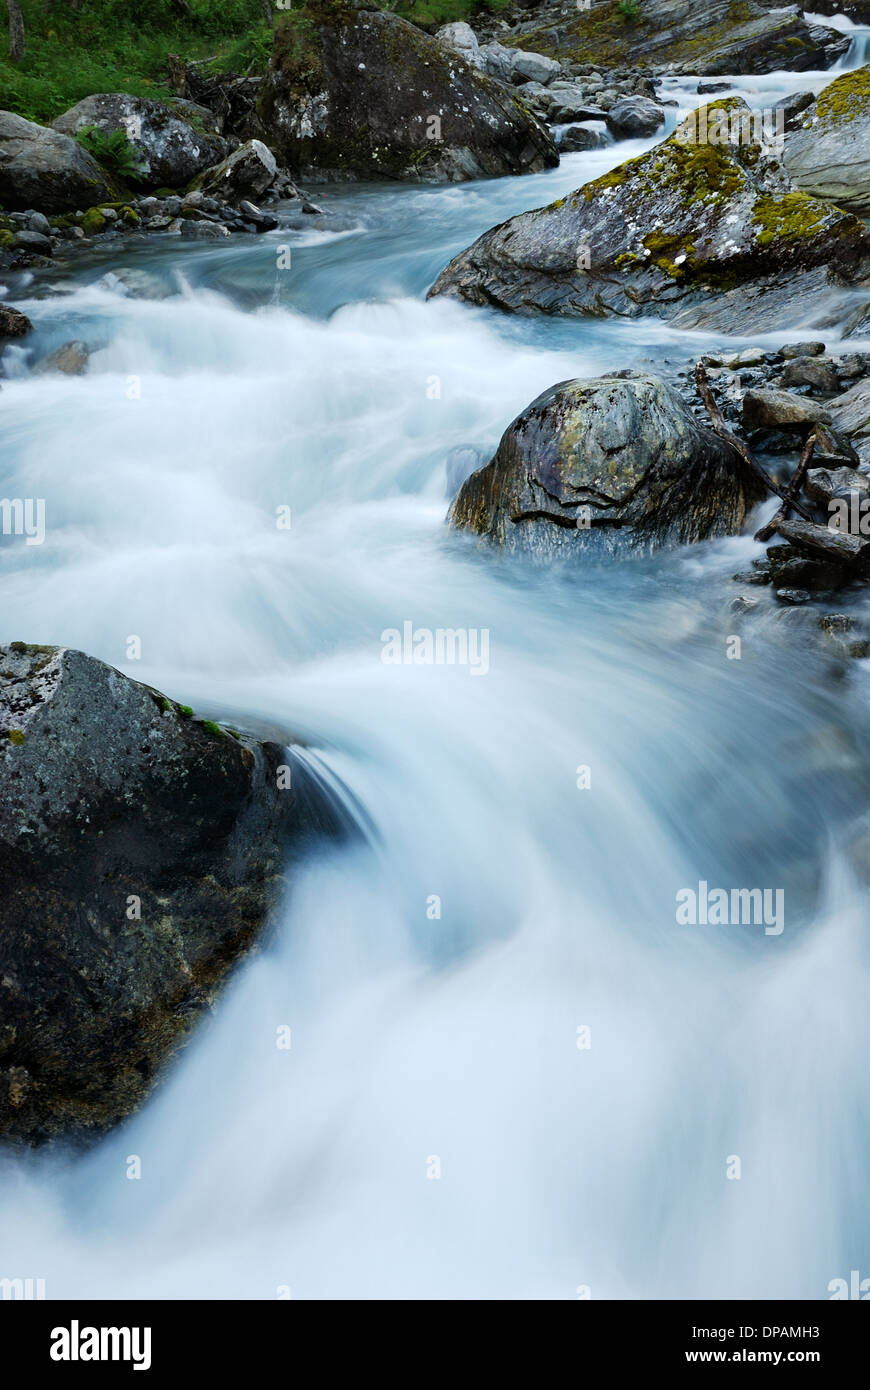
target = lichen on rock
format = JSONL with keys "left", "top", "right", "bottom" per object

{"left": 428, "top": 98, "right": 870, "bottom": 331}
{"left": 253, "top": 0, "right": 557, "bottom": 182}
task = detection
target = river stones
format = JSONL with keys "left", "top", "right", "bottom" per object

{"left": 0, "top": 111, "right": 115, "bottom": 214}
{"left": 449, "top": 372, "right": 766, "bottom": 558}
{"left": 742, "top": 389, "right": 832, "bottom": 431}
{"left": 783, "top": 65, "right": 870, "bottom": 215}
{"left": 605, "top": 95, "right": 664, "bottom": 138}
{"left": 254, "top": 1, "right": 557, "bottom": 182}
{"left": 0, "top": 305, "right": 32, "bottom": 339}
{"left": 52, "top": 94, "right": 230, "bottom": 192}
{"left": 428, "top": 98, "right": 870, "bottom": 332}
{"left": 0, "top": 643, "right": 350, "bottom": 1147}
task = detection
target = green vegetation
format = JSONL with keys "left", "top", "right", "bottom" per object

{"left": 0, "top": 0, "right": 273, "bottom": 125}
{"left": 814, "top": 64, "right": 870, "bottom": 127}
{"left": 618, "top": 0, "right": 639, "bottom": 21}
{"left": 202, "top": 719, "right": 223, "bottom": 735}
{"left": 76, "top": 125, "right": 147, "bottom": 181}
{"left": 751, "top": 191, "right": 833, "bottom": 246}
{"left": 389, "top": 0, "right": 512, "bottom": 27}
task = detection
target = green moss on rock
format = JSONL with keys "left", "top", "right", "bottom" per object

{"left": 81, "top": 207, "right": 108, "bottom": 236}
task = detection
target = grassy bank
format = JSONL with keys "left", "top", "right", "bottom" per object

{"left": 0, "top": 0, "right": 271, "bottom": 124}
{"left": 0, "top": 0, "right": 513, "bottom": 127}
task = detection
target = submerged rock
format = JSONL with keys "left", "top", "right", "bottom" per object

{"left": 428, "top": 99, "right": 869, "bottom": 331}
{"left": 52, "top": 94, "right": 229, "bottom": 192}
{"left": 0, "top": 643, "right": 351, "bottom": 1146}
{"left": 0, "top": 304, "right": 33, "bottom": 338}
{"left": 33, "top": 340, "right": 90, "bottom": 375}
{"left": 254, "top": 2, "right": 557, "bottom": 182}
{"left": 0, "top": 111, "right": 115, "bottom": 214}
{"left": 449, "top": 373, "right": 766, "bottom": 558}
{"left": 783, "top": 65, "right": 870, "bottom": 215}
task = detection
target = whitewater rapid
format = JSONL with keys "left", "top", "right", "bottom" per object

{"left": 1, "top": 44, "right": 870, "bottom": 1298}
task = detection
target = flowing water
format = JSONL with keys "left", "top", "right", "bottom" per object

{"left": 2, "top": 37, "right": 870, "bottom": 1300}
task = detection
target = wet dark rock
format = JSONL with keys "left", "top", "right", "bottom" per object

{"left": 771, "top": 90, "right": 815, "bottom": 132}
{"left": 804, "top": 465, "right": 870, "bottom": 509}
{"left": 559, "top": 125, "right": 607, "bottom": 152}
{"left": 780, "top": 356, "right": 840, "bottom": 394}
{"left": 742, "top": 389, "right": 832, "bottom": 431}
{"left": 0, "top": 305, "right": 32, "bottom": 339}
{"left": 830, "top": 379, "right": 870, "bottom": 466}
{"left": 548, "top": 93, "right": 607, "bottom": 122}
{"left": 776, "top": 517, "right": 870, "bottom": 565}
{"left": 0, "top": 643, "right": 350, "bottom": 1147}
{"left": 197, "top": 140, "right": 278, "bottom": 200}
{"left": 0, "top": 110, "right": 115, "bottom": 214}
{"left": 254, "top": 3, "right": 557, "bottom": 182}
{"left": 765, "top": 544, "right": 846, "bottom": 591}
{"left": 180, "top": 219, "right": 231, "bottom": 240}
{"left": 605, "top": 95, "right": 664, "bottom": 138}
{"left": 776, "top": 588, "right": 812, "bottom": 605}
{"left": 449, "top": 372, "right": 766, "bottom": 558}
{"left": 12, "top": 230, "right": 52, "bottom": 256}
{"left": 781, "top": 341, "right": 826, "bottom": 359}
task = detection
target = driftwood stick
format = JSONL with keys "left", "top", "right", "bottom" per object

{"left": 754, "top": 429, "right": 817, "bottom": 543}
{"left": 693, "top": 362, "right": 813, "bottom": 521}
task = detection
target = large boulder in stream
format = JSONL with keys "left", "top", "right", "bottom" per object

{"left": 0, "top": 111, "right": 115, "bottom": 214}
{"left": 253, "top": 1, "right": 557, "bottom": 182}
{"left": 449, "top": 373, "right": 766, "bottom": 558}
{"left": 783, "top": 66, "right": 870, "bottom": 216}
{"left": 506, "top": 0, "right": 850, "bottom": 76}
{"left": 52, "top": 93, "right": 230, "bottom": 191}
{"left": 429, "top": 98, "right": 870, "bottom": 334}
{"left": 0, "top": 643, "right": 350, "bottom": 1147}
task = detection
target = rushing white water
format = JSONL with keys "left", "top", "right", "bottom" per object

{"left": 2, "top": 43, "right": 870, "bottom": 1300}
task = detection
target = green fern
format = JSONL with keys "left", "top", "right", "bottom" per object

{"left": 76, "top": 125, "right": 149, "bottom": 182}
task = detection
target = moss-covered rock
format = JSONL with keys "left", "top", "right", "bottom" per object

{"left": 81, "top": 206, "right": 108, "bottom": 237}
{"left": 783, "top": 65, "right": 870, "bottom": 214}
{"left": 428, "top": 98, "right": 870, "bottom": 332}
{"left": 254, "top": 0, "right": 557, "bottom": 182}
{"left": 507, "top": 0, "right": 850, "bottom": 75}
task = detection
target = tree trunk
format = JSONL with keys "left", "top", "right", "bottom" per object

{"left": 6, "top": 0, "right": 25, "bottom": 63}
{"left": 261, "top": 0, "right": 274, "bottom": 25}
